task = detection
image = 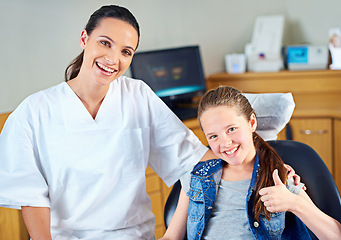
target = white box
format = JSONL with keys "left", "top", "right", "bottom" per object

{"left": 225, "top": 54, "right": 246, "bottom": 74}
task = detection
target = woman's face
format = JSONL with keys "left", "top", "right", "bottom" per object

{"left": 80, "top": 17, "right": 139, "bottom": 86}
{"left": 200, "top": 105, "right": 257, "bottom": 166}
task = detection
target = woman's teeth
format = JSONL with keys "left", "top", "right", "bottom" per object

{"left": 225, "top": 147, "right": 238, "bottom": 155}
{"left": 97, "top": 62, "right": 115, "bottom": 73}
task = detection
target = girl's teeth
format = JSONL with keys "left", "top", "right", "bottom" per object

{"left": 225, "top": 147, "right": 237, "bottom": 155}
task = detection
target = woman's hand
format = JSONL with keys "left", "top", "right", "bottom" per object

{"left": 283, "top": 164, "right": 306, "bottom": 190}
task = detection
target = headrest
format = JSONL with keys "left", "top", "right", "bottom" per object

{"left": 243, "top": 92, "right": 295, "bottom": 141}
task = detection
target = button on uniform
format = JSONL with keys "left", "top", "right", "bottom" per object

{"left": 254, "top": 221, "right": 259, "bottom": 228}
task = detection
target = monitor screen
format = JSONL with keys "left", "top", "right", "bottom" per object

{"left": 130, "top": 46, "right": 206, "bottom": 106}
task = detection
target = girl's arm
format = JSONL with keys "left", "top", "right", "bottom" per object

{"left": 292, "top": 190, "right": 341, "bottom": 240}
{"left": 159, "top": 188, "right": 189, "bottom": 240}
{"left": 22, "top": 206, "right": 52, "bottom": 240}
{"left": 259, "top": 169, "right": 341, "bottom": 240}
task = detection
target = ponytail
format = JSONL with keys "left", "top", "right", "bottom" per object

{"left": 64, "top": 51, "right": 84, "bottom": 81}
{"left": 252, "top": 132, "right": 287, "bottom": 221}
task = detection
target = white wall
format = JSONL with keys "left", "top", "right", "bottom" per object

{"left": 1, "top": 0, "right": 340, "bottom": 112}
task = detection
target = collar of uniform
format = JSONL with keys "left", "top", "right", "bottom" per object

{"left": 61, "top": 81, "right": 117, "bottom": 132}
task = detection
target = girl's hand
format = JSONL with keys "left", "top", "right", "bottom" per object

{"left": 259, "top": 169, "right": 298, "bottom": 213}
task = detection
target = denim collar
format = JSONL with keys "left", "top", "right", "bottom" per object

{"left": 191, "top": 152, "right": 260, "bottom": 185}
{"left": 191, "top": 159, "right": 224, "bottom": 178}
{"left": 250, "top": 153, "right": 260, "bottom": 190}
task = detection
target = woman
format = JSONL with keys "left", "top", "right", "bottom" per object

{"left": 0, "top": 5, "right": 215, "bottom": 240}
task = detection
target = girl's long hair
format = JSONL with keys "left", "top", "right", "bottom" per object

{"left": 64, "top": 5, "right": 140, "bottom": 82}
{"left": 198, "top": 86, "right": 287, "bottom": 221}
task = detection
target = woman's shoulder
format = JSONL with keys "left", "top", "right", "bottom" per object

{"left": 10, "top": 82, "right": 65, "bottom": 118}
{"left": 22, "top": 82, "right": 65, "bottom": 104}
{"left": 115, "top": 76, "right": 158, "bottom": 99}
{"left": 191, "top": 159, "right": 224, "bottom": 177}
{"left": 117, "top": 76, "right": 150, "bottom": 88}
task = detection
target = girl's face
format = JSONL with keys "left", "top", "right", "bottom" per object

{"left": 80, "top": 17, "right": 139, "bottom": 86}
{"left": 200, "top": 105, "right": 257, "bottom": 166}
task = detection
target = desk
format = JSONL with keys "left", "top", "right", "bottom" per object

{"left": 206, "top": 69, "right": 341, "bottom": 191}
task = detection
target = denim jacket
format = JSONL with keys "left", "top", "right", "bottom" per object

{"left": 186, "top": 154, "right": 312, "bottom": 240}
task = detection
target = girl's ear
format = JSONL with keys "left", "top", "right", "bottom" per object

{"left": 80, "top": 30, "right": 88, "bottom": 50}
{"left": 249, "top": 113, "right": 257, "bottom": 132}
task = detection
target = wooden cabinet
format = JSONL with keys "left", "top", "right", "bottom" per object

{"left": 334, "top": 119, "right": 341, "bottom": 192}
{"left": 145, "top": 165, "right": 170, "bottom": 238}
{"left": 289, "top": 118, "right": 333, "bottom": 173}
{"left": 206, "top": 70, "right": 341, "bottom": 191}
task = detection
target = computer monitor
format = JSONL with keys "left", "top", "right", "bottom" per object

{"left": 130, "top": 45, "right": 206, "bottom": 120}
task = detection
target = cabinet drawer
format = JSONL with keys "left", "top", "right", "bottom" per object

{"left": 289, "top": 118, "right": 333, "bottom": 174}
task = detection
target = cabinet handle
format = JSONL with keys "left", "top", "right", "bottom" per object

{"left": 300, "top": 129, "right": 328, "bottom": 135}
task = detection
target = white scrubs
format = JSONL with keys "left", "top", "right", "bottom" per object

{"left": 0, "top": 76, "right": 208, "bottom": 240}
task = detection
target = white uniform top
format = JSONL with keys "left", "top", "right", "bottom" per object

{"left": 0, "top": 76, "right": 207, "bottom": 240}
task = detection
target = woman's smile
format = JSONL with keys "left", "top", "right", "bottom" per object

{"left": 96, "top": 62, "right": 117, "bottom": 75}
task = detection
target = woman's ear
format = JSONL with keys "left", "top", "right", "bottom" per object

{"left": 80, "top": 30, "right": 88, "bottom": 49}
{"left": 250, "top": 113, "right": 257, "bottom": 132}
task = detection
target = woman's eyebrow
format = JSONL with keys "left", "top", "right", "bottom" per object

{"left": 99, "top": 35, "right": 136, "bottom": 52}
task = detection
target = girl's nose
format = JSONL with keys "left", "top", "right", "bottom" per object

{"left": 220, "top": 135, "right": 232, "bottom": 147}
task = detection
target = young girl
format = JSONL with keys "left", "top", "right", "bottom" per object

{"left": 161, "top": 86, "right": 341, "bottom": 240}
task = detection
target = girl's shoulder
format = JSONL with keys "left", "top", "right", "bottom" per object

{"left": 191, "top": 159, "right": 224, "bottom": 177}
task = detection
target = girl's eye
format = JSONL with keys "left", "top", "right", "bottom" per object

{"left": 209, "top": 135, "right": 217, "bottom": 140}
{"left": 100, "top": 40, "right": 111, "bottom": 47}
{"left": 228, "top": 127, "right": 236, "bottom": 133}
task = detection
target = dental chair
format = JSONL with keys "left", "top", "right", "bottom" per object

{"left": 164, "top": 93, "right": 341, "bottom": 240}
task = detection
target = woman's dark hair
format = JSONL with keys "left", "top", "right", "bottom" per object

{"left": 64, "top": 5, "right": 140, "bottom": 81}
{"left": 198, "top": 86, "right": 287, "bottom": 221}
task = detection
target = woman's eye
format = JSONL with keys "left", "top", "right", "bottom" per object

{"left": 100, "top": 41, "right": 110, "bottom": 47}
{"left": 123, "top": 50, "right": 132, "bottom": 56}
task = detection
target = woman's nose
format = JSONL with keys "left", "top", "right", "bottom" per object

{"left": 105, "top": 50, "right": 119, "bottom": 64}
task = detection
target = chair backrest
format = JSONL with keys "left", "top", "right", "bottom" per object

{"left": 268, "top": 140, "right": 341, "bottom": 239}
{"left": 164, "top": 178, "right": 182, "bottom": 229}
{"left": 164, "top": 140, "right": 341, "bottom": 239}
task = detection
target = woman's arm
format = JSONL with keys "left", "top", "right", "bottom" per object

{"left": 22, "top": 206, "right": 52, "bottom": 240}
{"left": 259, "top": 169, "right": 341, "bottom": 240}
{"left": 159, "top": 188, "right": 189, "bottom": 240}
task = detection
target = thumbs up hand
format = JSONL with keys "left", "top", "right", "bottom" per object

{"left": 259, "top": 169, "right": 297, "bottom": 213}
